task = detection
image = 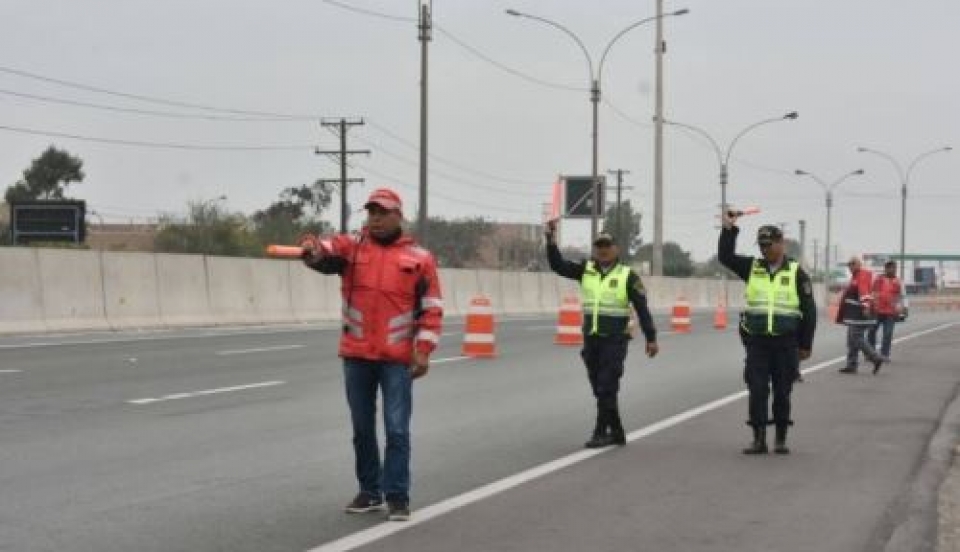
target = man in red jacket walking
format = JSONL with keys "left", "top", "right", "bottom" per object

{"left": 838, "top": 257, "right": 884, "bottom": 374}
{"left": 303, "top": 188, "right": 443, "bottom": 522}
{"left": 868, "top": 260, "right": 902, "bottom": 363}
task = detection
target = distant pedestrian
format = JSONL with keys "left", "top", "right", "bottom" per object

{"left": 719, "top": 215, "right": 817, "bottom": 455}
{"left": 302, "top": 188, "right": 444, "bottom": 522}
{"left": 838, "top": 257, "right": 885, "bottom": 375}
{"left": 545, "top": 221, "right": 659, "bottom": 448}
{"left": 868, "top": 260, "right": 902, "bottom": 363}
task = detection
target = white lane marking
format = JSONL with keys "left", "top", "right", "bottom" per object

{"left": 127, "top": 381, "right": 286, "bottom": 405}
{"left": 432, "top": 356, "right": 469, "bottom": 364}
{"left": 216, "top": 345, "right": 304, "bottom": 356}
{"left": 306, "top": 321, "right": 959, "bottom": 552}
{"left": 0, "top": 369, "right": 22, "bottom": 373}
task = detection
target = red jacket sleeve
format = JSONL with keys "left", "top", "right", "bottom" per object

{"left": 856, "top": 269, "right": 874, "bottom": 307}
{"left": 415, "top": 253, "right": 444, "bottom": 356}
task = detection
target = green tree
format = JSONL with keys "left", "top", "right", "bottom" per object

{"left": 5, "top": 146, "right": 85, "bottom": 202}
{"left": 251, "top": 184, "right": 334, "bottom": 247}
{"left": 636, "top": 241, "right": 694, "bottom": 277}
{"left": 424, "top": 217, "right": 494, "bottom": 268}
{"left": 601, "top": 199, "right": 642, "bottom": 260}
{"left": 154, "top": 200, "right": 258, "bottom": 256}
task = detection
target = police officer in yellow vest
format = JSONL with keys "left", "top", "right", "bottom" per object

{"left": 546, "top": 222, "right": 659, "bottom": 448}
{"left": 719, "top": 215, "right": 816, "bottom": 454}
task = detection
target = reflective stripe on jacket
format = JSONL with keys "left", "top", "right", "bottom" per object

{"left": 581, "top": 261, "right": 631, "bottom": 336}
{"left": 742, "top": 259, "right": 802, "bottom": 336}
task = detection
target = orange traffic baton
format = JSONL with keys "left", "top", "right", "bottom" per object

{"left": 462, "top": 296, "right": 496, "bottom": 358}
{"left": 555, "top": 295, "right": 584, "bottom": 346}
{"left": 671, "top": 296, "right": 692, "bottom": 333}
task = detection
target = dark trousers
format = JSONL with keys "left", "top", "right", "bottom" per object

{"left": 580, "top": 334, "right": 629, "bottom": 407}
{"left": 744, "top": 335, "right": 798, "bottom": 429}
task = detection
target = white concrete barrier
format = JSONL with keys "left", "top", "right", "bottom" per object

{"left": 475, "top": 269, "right": 504, "bottom": 314}
{"left": 155, "top": 253, "right": 216, "bottom": 327}
{"left": 289, "top": 260, "right": 339, "bottom": 322}
{"left": 206, "top": 257, "right": 267, "bottom": 325}
{"left": 1, "top": 246, "right": 807, "bottom": 335}
{"left": 442, "top": 269, "right": 480, "bottom": 317}
{"left": 500, "top": 271, "right": 542, "bottom": 314}
{"left": 101, "top": 251, "right": 162, "bottom": 330}
{"left": 36, "top": 248, "right": 109, "bottom": 332}
{"left": 0, "top": 248, "right": 46, "bottom": 333}
{"left": 247, "top": 258, "right": 296, "bottom": 324}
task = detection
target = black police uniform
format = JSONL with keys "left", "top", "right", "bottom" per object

{"left": 546, "top": 238, "right": 657, "bottom": 448}
{"left": 719, "top": 225, "right": 817, "bottom": 454}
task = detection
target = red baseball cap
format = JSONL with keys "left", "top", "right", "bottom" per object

{"left": 364, "top": 188, "right": 403, "bottom": 213}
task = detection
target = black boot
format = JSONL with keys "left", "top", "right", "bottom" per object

{"left": 743, "top": 426, "right": 768, "bottom": 455}
{"left": 608, "top": 407, "right": 626, "bottom": 446}
{"left": 774, "top": 426, "right": 790, "bottom": 455}
{"left": 584, "top": 408, "right": 611, "bottom": 448}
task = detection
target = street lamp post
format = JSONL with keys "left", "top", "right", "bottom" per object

{"left": 658, "top": 112, "right": 798, "bottom": 303}
{"left": 857, "top": 146, "right": 952, "bottom": 282}
{"left": 506, "top": 8, "right": 689, "bottom": 245}
{"left": 793, "top": 169, "right": 864, "bottom": 305}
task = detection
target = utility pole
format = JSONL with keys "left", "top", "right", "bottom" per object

{"left": 652, "top": 0, "right": 665, "bottom": 276}
{"left": 798, "top": 219, "right": 806, "bottom": 268}
{"left": 606, "top": 169, "right": 632, "bottom": 240}
{"left": 813, "top": 238, "right": 819, "bottom": 278}
{"left": 417, "top": 0, "right": 432, "bottom": 245}
{"left": 316, "top": 118, "right": 369, "bottom": 233}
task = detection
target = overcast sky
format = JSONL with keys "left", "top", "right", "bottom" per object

{"left": 1, "top": 0, "right": 957, "bottom": 264}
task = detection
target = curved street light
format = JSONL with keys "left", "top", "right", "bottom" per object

{"left": 857, "top": 146, "right": 952, "bottom": 281}
{"left": 656, "top": 112, "right": 798, "bottom": 304}
{"left": 794, "top": 168, "right": 864, "bottom": 303}
{"left": 505, "top": 8, "right": 689, "bottom": 245}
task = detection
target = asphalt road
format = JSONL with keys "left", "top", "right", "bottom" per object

{"left": 1, "top": 311, "right": 958, "bottom": 552}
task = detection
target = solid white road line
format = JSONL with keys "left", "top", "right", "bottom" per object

{"left": 0, "top": 369, "right": 21, "bottom": 373}
{"left": 305, "top": 321, "right": 959, "bottom": 552}
{"left": 127, "top": 381, "right": 286, "bottom": 405}
{"left": 216, "top": 345, "right": 304, "bottom": 356}
{"left": 431, "top": 356, "right": 469, "bottom": 364}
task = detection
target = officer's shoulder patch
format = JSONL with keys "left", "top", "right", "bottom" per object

{"left": 780, "top": 275, "right": 790, "bottom": 286}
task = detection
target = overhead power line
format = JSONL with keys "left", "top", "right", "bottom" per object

{"left": 0, "top": 88, "right": 307, "bottom": 122}
{"left": 0, "top": 123, "right": 315, "bottom": 151}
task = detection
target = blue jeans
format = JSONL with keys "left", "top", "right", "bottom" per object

{"left": 343, "top": 358, "right": 412, "bottom": 503}
{"left": 868, "top": 314, "right": 896, "bottom": 358}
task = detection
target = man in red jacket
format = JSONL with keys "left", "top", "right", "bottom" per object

{"left": 303, "top": 188, "right": 443, "bottom": 522}
{"left": 868, "top": 260, "right": 902, "bottom": 363}
{"left": 837, "top": 257, "right": 884, "bottom": 374}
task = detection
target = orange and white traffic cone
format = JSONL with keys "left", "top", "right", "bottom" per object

{"left": 555, "top": 296, "right": 584, "bottom": 346}
{"left": 671, "top": 296, "right": 692, "bottom": 333}
{"left": 713, "top": 300, "right": 728, "bottom": 330}
{"left": 461, "top": 295, "right": 496, "bottom": 358}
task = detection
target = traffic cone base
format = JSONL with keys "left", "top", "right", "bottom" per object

{"left": 555, "top": 296, "right": 584, "bottom": 345}
{"left": 462, "top": 296, "right": 496, "bottom": 358}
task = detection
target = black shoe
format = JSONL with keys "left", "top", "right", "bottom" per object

{"left": 345, "top": 493, "right": 385, "bottom": 513}
{"left": 872, "top": 357, "right": 884, "bottom": 375}
{"left": 774, "top": 427, "right": 790, "bottom": 455}
{"left": 585, "top": 432, "right": 615, "bottom": 448}
{"left": 743, "top": 427, "right": 768, "bottom": 455}
{"left": 839, "top": 366, "right": 857, "bottom": 374}
{"left": 387, "top": 501, "right": 411, "bottom": 521}
{"left": 610, "top": 427, "right": 626, "bottom": 446}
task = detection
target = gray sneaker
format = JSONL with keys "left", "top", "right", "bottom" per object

{"left": 345, "top": 493, "right": 385, "bottom": 513}
{"left": 387, "top": 501, "right": 411, "bottom": 521}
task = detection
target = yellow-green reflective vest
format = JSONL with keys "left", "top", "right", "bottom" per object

{"left": 742, "top": 259, "right": 803, "bottom": 336}
{"left": 581, "top": 262, "right": 631, "bottom": 336}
